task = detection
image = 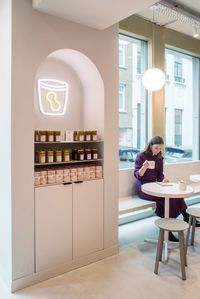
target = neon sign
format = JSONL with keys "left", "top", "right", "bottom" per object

{"left": 37, "top": 79, "right": 68, "bottom": 116}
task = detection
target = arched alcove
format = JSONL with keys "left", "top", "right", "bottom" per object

{"left": 34, "top": 49, "right": 104, "bottom": 138}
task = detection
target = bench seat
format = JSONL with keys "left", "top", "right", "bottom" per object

{"left": 119, "top": 196, "right": 156, "bottom": 215}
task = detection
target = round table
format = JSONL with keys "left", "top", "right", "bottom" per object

{"left": 190, "top": 174, "right": 200, "bottom": 183}
{"left": 142, "top": 182, "right": 193, "bottom": 260}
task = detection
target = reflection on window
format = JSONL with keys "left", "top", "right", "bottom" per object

{"left": 119, "top": 83, "right": 126, "bottom": 112}
{"left": 165, "top": 48, "right": 200, "bottom": 163}
{"left": 119, "top": 33, "right": 148, "bottom": 169}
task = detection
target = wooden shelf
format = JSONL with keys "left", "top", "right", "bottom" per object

{"left": 35, "top": 159, "right": 103, "bottom": 166}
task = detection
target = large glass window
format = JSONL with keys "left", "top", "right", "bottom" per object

{"left": 165, "top": 48, "right": 200, "bottom": 163}
{"left": 119, "top": 34, "right": 148, "bottom": 169}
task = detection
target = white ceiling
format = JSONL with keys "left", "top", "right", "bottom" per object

{"left": 137, "top": 0, "right": 200, "bottom": 39}
{"left": 32, "top": 0, "right": 159, "bottom": 30}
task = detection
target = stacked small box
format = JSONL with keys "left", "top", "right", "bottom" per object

{"left": 77, "top": 167, "right": 84, "bottom": 181}
{"left": 63, "top": 168, "right": 71, "bottom": 183}
{"left": 95, "top": 166, "right": 103, "bottom": 179}
{"left": 90, "top": 166, "right": 96, "bottom": 179}
{"left": 55, "top": 169, "right": 63, "bottom": 184}
{"left": 34, "top": 171, "right": 41, "bottom": 186}
{"left": 40, "top": 170, "right": 47, "bottom": 185}
{"left": 70, "top": 168, "right": 78, "bottom": 182}
{"left": 83, "top": 166, "right": 90, "bottom": 180}
{"left": 47, "top": 170, "right": 56, "bottom": 184}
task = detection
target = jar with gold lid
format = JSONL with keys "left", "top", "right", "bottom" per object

{"left": 55, "top": 150, "right": 62, "bottom": 162}
{"left": 39, "top": 131, "right": 47, "bottom": 142}
{"left": 92, "top": 149, "right": 98, "bottom": 160}
{"left": 35, "top": 130, "right": 39, "bottom": 142}
{"left": 38, "top": 150, "right": 46, "bottom": 163}
{"left": 47, "top": 131, "right": 54, "bottom": 142}
{"left": 78, "top": 149, "right": 84, "bottom": 160}
{"left": 74, "top": 131, "right": 78, "bottom": 141}
{"left": 91, "top": 130, "right": 97, "bottom": 141}
{"left": 72, "top": 149, "right": 78, "bottom": 160}
{"left": 63, "top": 150, "right": 70, "bottom": 162}
{"left": 47, "top": 150, "right": 54, "bottom": 163}
{"left": 85, "top": 148, "right": 92, "bottom": 160}
{"left": 78, "top": 131, "right": 85, "bottom": 142}
{"left": 54, "top": 131, "right": 61, "bottom": 142}
{"left": 85, "top": 131, "right": 91, "bottom": 141}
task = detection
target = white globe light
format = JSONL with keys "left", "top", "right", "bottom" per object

{"left": 142, "top": 68, "right": 165, "bottom": 91}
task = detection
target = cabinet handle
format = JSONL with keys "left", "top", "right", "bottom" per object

{"left": 63, "top": 182, "right": 72, "bottom": 185}
{"left": 74, "top": 181, "right": 83, "bottom": 184}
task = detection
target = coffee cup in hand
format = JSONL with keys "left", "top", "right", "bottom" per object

{"left": 148, "top": 161, "right": 155, "bottom": 169}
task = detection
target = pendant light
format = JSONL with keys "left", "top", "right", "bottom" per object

{"left": 142, "top": 10, "right": 165, "bottom": 92}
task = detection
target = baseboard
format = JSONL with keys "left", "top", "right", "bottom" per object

{"left": 11, "top": 245, "right": 119, "bottom": 293}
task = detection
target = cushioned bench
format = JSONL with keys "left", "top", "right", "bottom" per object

{"left": 119, "top": 196, "right": 156, "bottom": 215}
{"left": 119, "top": 161, "right": 200, "bottom": 219}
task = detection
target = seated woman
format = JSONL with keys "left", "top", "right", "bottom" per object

{"left": 134, "top": 136, "right": 192, "bottom": 242}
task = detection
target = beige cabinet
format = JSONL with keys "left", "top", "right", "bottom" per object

{"left": 35, "top": 184, "right": 73, "bottom": 272}
{"left": 73, "top": 179, "right": 104, "bottom": 258}
{"left": 35, "top": 179, "right": 103, "bottom": 272}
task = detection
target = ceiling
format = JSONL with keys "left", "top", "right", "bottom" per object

{"left": 32, "top": 0, "right": 158, "bottom": 30}
{"left": 32, "top": 0, "right": 200, "bottom": 39}
{"left": 137, "top": 0, "right": 200, "bottom": 39}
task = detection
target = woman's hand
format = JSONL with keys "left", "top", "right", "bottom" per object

{"left": 142, "top": 160, "right": 149, "bottom": 170}
{"left": 162, "top": 177, "right": 169, "bottom": 183}
{"left": 138, "top": 160, "right": 149, "bottom": 177}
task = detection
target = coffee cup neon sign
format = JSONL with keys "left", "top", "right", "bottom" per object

{"left": 37, "top": 79, "right": 68, "bottom": 115}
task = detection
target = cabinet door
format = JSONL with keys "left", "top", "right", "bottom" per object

{"left": 73, "top": 179, "right": 103, "bottom": 258}
{"left": 35, "top": 184, "right": 72, "bottom": 272}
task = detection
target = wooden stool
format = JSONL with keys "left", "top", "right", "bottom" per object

{"left": 186, "top": 208, "right": 200, "bottom": 250}
{"left": 154, "top": 218, "right": 189, "bottom": 280}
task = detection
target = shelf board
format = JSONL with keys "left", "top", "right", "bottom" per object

{"left": 35, "top": 140, "right": 103, "bottom": 144}
{"left": 35, "top": 159, "right": 103, "bottom": 166}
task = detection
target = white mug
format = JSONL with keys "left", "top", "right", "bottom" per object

{"left": 148, "top": 161, "right": 155, "bottom": 169}
{"left": 178, "top": 180, "right": 187, "bottom": 191}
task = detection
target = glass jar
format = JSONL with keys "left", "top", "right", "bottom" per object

{"left": 78, "top": 131, "right": 85, "bottom": 141}
{"left": 85, "top": 131, "right": 91, "bottom": 141}
{"left": 54, "top": 131, "right": 61, "bottom": 142}
{"left": 35, "top": 130, "right": 39, "bottom": 142}
{"left": 55, "top": 150, "right": 62, "bottom": 162}
{"left": 38, "top": 150, "right": 46, "bottom": 163}
{"left": 78, "top": 149, "right": 84, "bottom": 160}
{"left": 85, "top": 148, "right": 92, "bottom": 160}
{"left": 47, "top": 150, "right": 54, "bottom": 163}
{"left": 47, "top": 131, "right": 54, "bottom": 142}
{"left": 63, "top": 150, "right": 70, "bottom": 162}
{"left": 35, "top": 151, "right": 39, "bottom": 163}
{"left": 74, "top": 131, "right": 78, "bottom": 141}
{"left": 72, "top": 149, "right": 78, "bottom": 160}
{"left": 39, "top": 130, "right": 47, "bottom": 142}
{"left": 92, "top": 149, "right": 98, "bottom": 159}
{"left": 92, "top": 130, "right": 97, "bottom": 141}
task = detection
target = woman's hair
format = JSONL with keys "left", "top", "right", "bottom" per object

{"left": 143, "top": 136, "right": 164, "bottom": 157}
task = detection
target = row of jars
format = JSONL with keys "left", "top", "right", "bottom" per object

{"left": 35, "top": 130, "right": 98, "bottom": 142}
{"left": 35, "top": 130, "right": 61, "bottom": 142}
{"left": 73, "top": 130, "right": 97, "bottom": 142}
{"left": 35, "top": 148, "right": 99, "bottom": 164}
{"left": 34, "top": 165, "right": 103, "bottom": 186}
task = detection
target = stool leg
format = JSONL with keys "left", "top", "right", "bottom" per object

{"left": 178, "top": 231, "right": 186, "bottom": 280}
{"left": 185, "top": 216, "right": 192, "bottom": 255}
{"left": 154, "top": 229, "right": 164, "bottom": 275}
{"left": 191, "top": 217, "right": 196, "bottom": 246}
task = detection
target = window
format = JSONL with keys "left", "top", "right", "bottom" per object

{"left": 119, "top": 83, "right": 126, "bottom": 112}
{"left": 174, "top": 109, "right": 182, "bottom": 146}
{"left": 119, "top": 33, "right": 148, "bottom": 169}
{"left": 165, "top": 48, "right": 200, "bottom": 163}
{"left": 119, "top": 41, "right": 126, "bottom": 68}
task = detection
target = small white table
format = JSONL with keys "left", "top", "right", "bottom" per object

{"left": 142, "top": 182, "right": 193, "bottom": 260}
